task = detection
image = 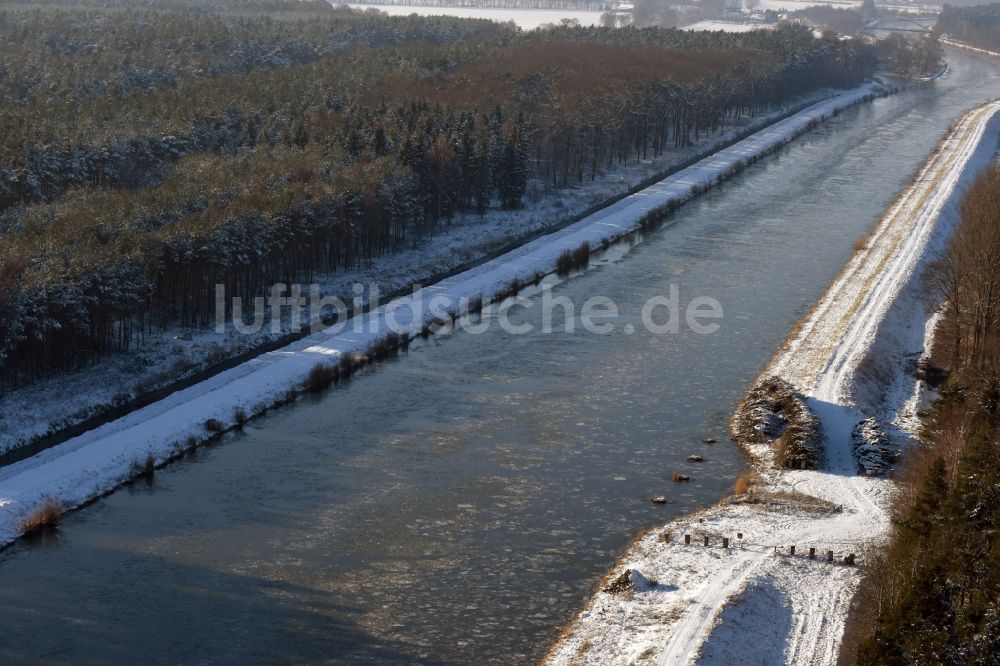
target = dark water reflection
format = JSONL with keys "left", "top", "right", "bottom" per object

{"left": 2, "top": 48, "right": 1000, "bottom": 665}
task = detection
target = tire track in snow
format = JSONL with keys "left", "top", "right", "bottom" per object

{"left": 812, "top": 102, "right": 1000, "bottom": 405}
{"left": 657, "top": 551, "right": 767, "bottom": 666}
{"left": 771, "top": 101, "right": 1000, "bottom": 399}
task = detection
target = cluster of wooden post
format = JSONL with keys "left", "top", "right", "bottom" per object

{"left": 674, "top": 531, "right": 856, "bottom": 565}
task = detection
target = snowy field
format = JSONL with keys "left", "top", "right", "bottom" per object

{"left": 757, "top": 0, "right": 936, "bottom": 13}
{"left": 682, "top": 20, "right": 770, "bottom": 32}
{"left": 340, "top": 1, "right": 938, "bottom": 27}
{"left": 343, "top": 3, "right": 606, "bottom": 27}
{"left": 545, "top": 101, "right": 1000, "bottom": 665}
{"left": 0, "top": 84, "right": 884, "bottom": 547}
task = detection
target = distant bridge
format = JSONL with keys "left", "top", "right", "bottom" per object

{"left": 862, "top": 17, "right": 935, "bottom": 34}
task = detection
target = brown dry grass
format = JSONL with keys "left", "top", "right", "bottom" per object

{"left": 303, "top": 361, "right": 338, "bottom": 393}
{"left": 17, "top": 498, "right": 62, "bottom": 536}
{"left": 733, "top": 470, "right": 759, "bottom": 494}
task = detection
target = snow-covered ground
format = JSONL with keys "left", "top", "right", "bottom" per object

{"left": 0, "top": 87, "right": 853, "bottom": 457}
{"left": 341, "top": 1, "right": 935, "bottom": 29}
{"left": 756, "top": 0, "right": 936, "bottom": 13}
{"left": 545, "top": 102, "right": 1000, "bottom": 665}
{"left": 0, "top": 84, "right": 884, "bottom": 547}
{"left": 940, "top": 37, "right": 1000, "bottom": 60}
{"left": 683, "top": 20, "right": 771, "bottom": 32}
{"left": 343, "top": 3, "right": 606, "bottom": 27}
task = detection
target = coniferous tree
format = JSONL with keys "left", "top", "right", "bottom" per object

{"left": 497, "top": 125, "right": 527, "bottom": 210}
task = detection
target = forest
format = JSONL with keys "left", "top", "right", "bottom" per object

{"left": 935, "top": 3, "right": 1000, "bottom": 51}
{"left": 842, "top": 163, "right": 1000, "bottom": 665}
{"left": 0, "top": 1, "right": 876, "bottom": 395}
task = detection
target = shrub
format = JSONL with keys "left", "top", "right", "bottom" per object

{"left": 572, "top": 241, "right": 591, "bottom": 269}
{"left": 233, "top": 406, "right": 248, "bottom": 428}
{"left": 731, "top": 376, "right": 822, "bottom": 469}
{"left": 733, "top": 470, "right": 758, "bottom": 494}
{"left": 130, "top": 453, "right": 156, "bottom": 479}
{"left": 304, "top": 362, "right": 337, "bottom": 392}
{"left": 204, "top": 418, "right": 224, "bottom": 433}
{"left": 556, "top": 250, "right": 575, "bottom": 277}
{"left": 556, "top": 241, "right": 592, "bottom": 277}
{"left": 17, "top": 499, "right": 62, "bottom": 536}
{"left": 339, "top": 353, "right": 357, "bottom": 378}
{"left": 369, "top": 332, "right": 401, "bottom": 362}
{"left": 916, "top": 358, "right": 948, "bottom": 387}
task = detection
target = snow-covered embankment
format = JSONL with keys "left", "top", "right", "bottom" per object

{"left": 545, "top": 101, "right": 1000, "bottom": 665}
{"left": 0, "top": 84, "right": 884, "bottom": 547}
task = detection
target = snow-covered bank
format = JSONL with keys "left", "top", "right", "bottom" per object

{"left": 545, "top": 102, "right": 1000, "bottom": 665}
{"left": 940, "top": 37, "right": 1000, "bottom": 59}
{"left": 0, "top": 86, "right": 853, "bottom": 458}
{"left": 0, "top": 84, "right": 884, "bottom": 548}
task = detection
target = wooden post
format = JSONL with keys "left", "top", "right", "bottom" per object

{"left": 685, "top": 534, "right": 691, "bottom": 545}
{"left": 790, "top": 545, "right": 796, "bottom": 556}
{"left": 737, "top": 532, "right": 743, "bottom": 540}
{"left": 827, "top": 550, "right": 834, "bottom": 563}
{"left": 809, "top": 547, "right": 816, "bottom": 559}
{"left": 722, "top": 537, "right": 729, "bottom": 549}
{"left": 704, "top": 536, "right": 710, "bottom": 547}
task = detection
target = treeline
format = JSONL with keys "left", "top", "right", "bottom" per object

{"left": 843, "top": 163, "right": 1000, "bottom": 664}
{"left": 935, "top": 3, "right": 1000, "bottom": 51}
{"left": 875, "top": 34, "right": 942, "bottom": 78}
{"left": 0, "top": 4, "right": 507, "bottom": 108}
{"left": 3, "top": 0, "right": 343, "bottom": 13}
{"left": 0, "top": 6, "right": 875, "bottom": 393}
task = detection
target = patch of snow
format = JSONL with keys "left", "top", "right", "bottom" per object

{"left": 697, "top": 575, "right": 792, "bottom": 665}
{"left": 343, "top": 3, "right": 606, "bottom": 28}
{"left": 683, "top": 20, "right": 771, "bottom": 33}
